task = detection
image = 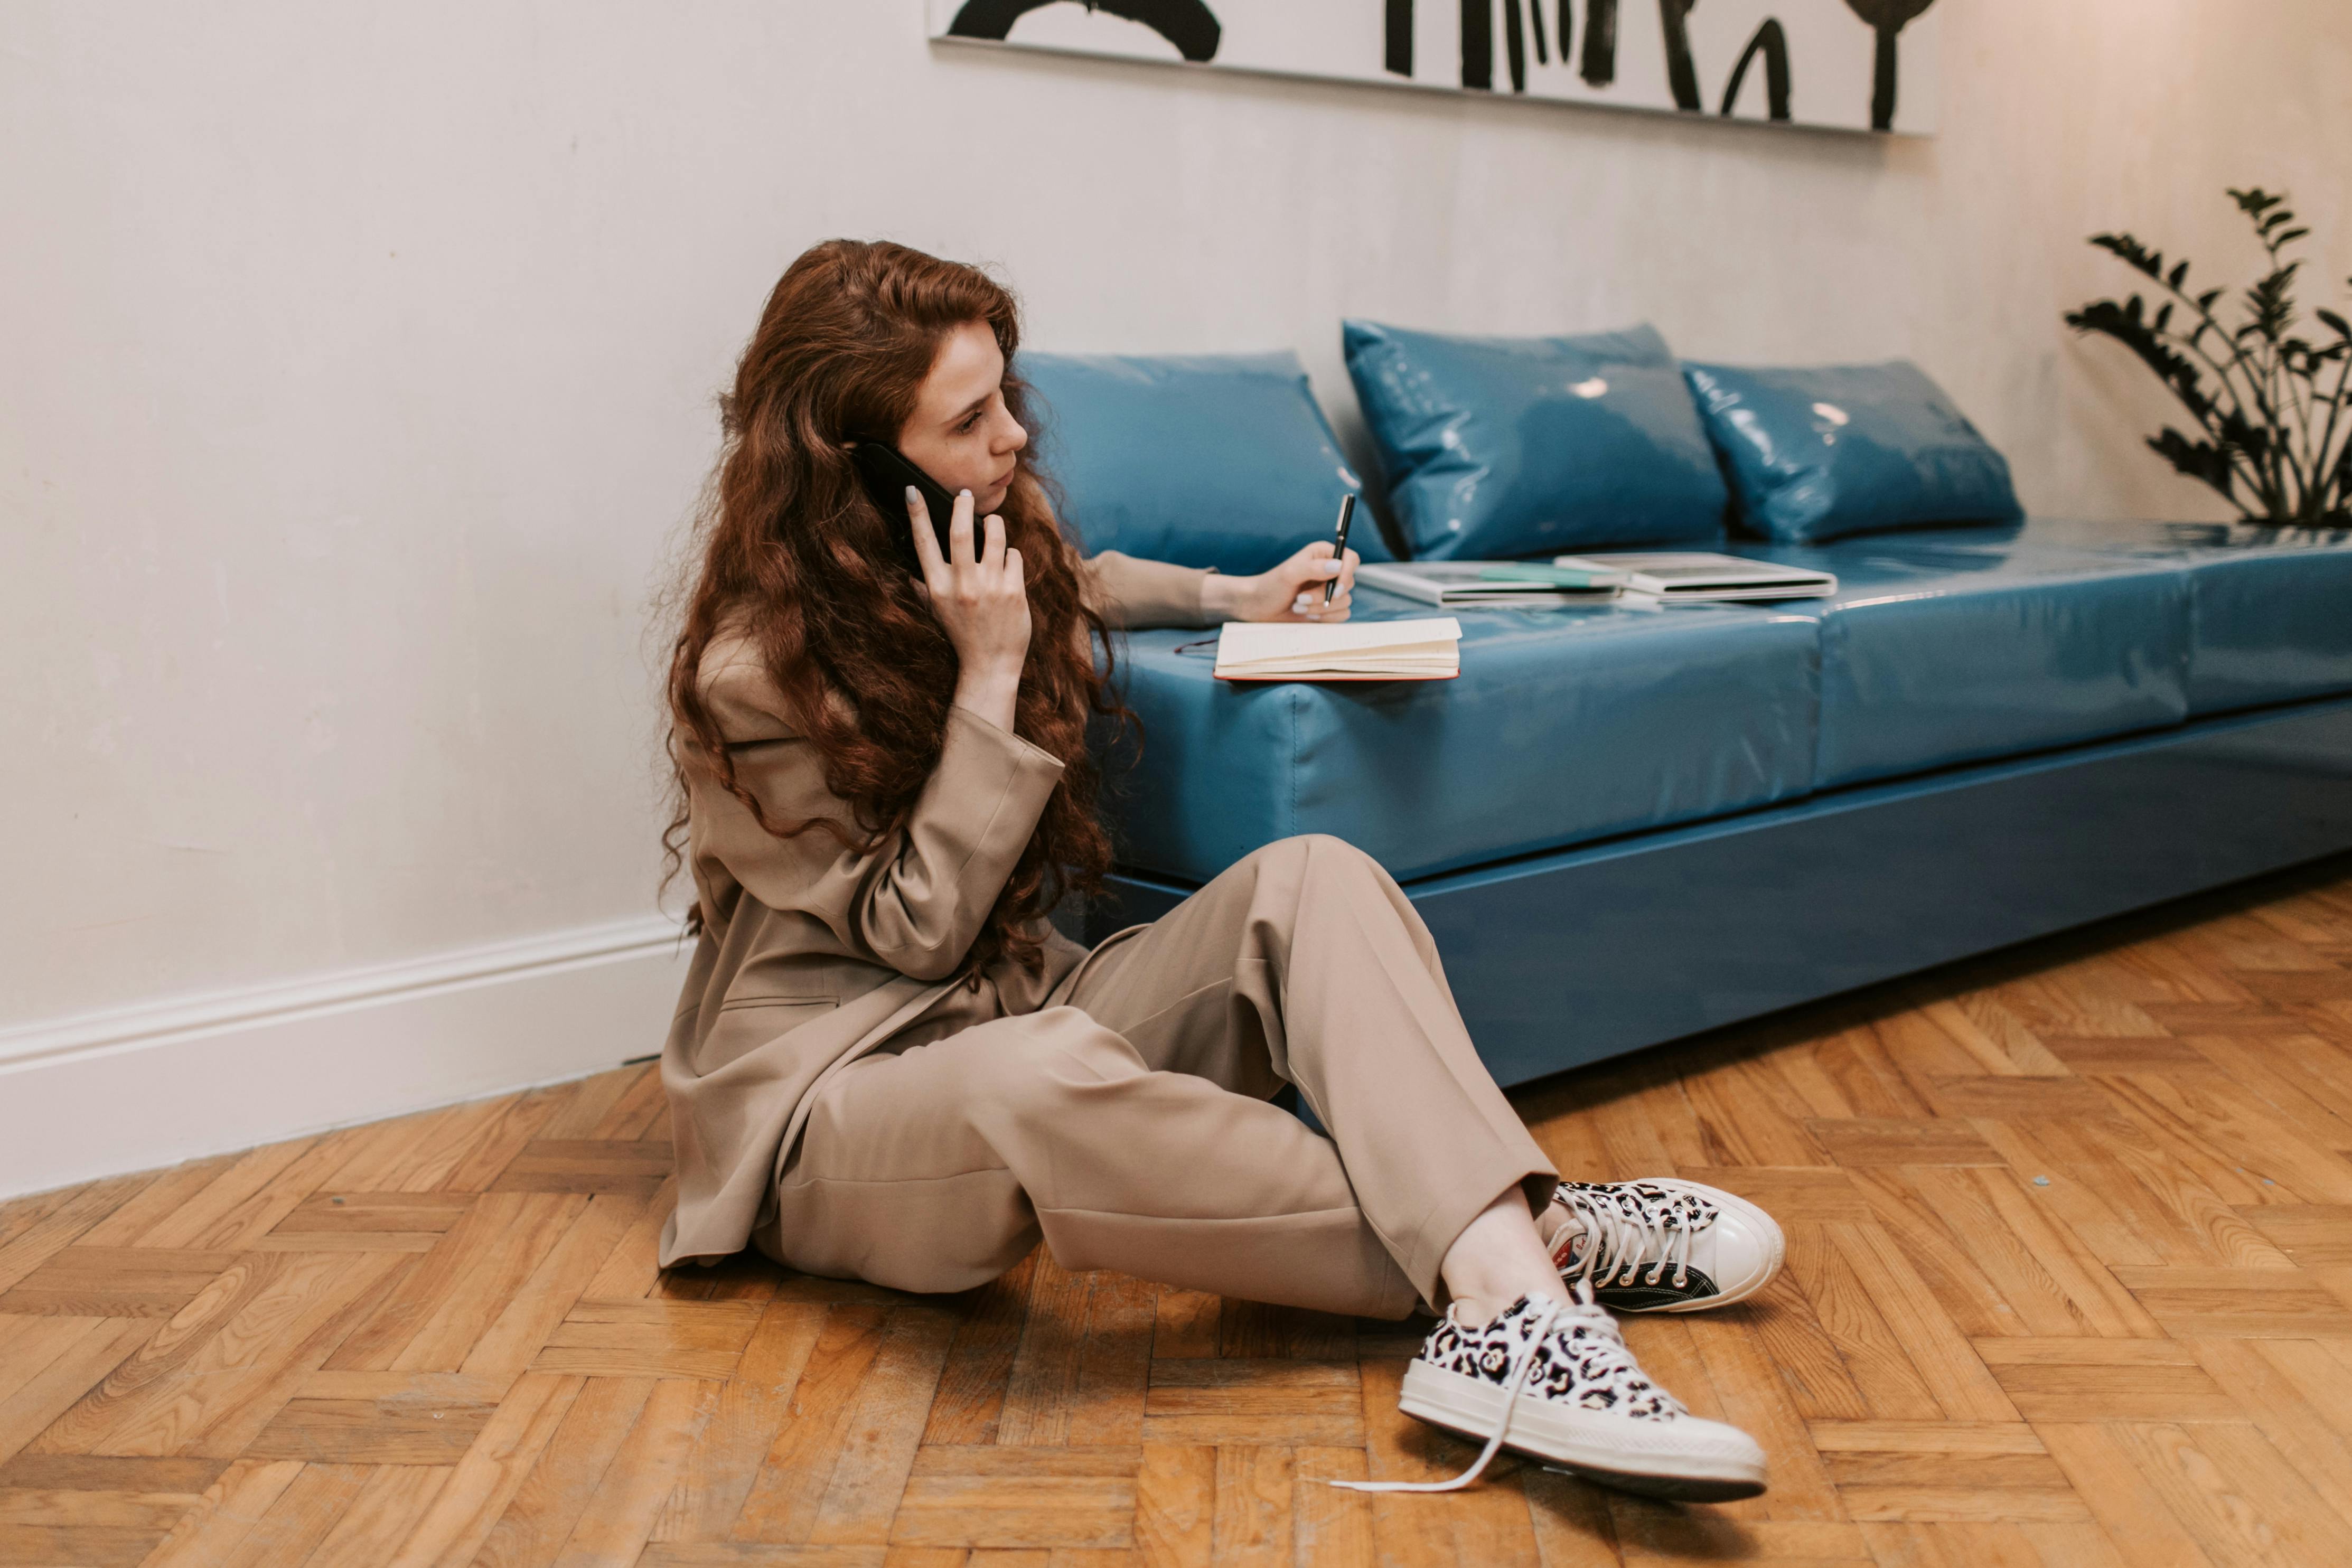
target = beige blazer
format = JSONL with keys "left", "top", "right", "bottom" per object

{"left": 658, "top": 551, "right": 1214, "bottom": 1267}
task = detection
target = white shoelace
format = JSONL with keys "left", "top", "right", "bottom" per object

{"left": 1552, "top": 1186, "right": 1707, "bottom": 1293}
{"left": 1329, "top": 1295, "right": 1568, "bottom": 1495}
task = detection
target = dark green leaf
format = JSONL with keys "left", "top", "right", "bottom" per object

{"left": 2148, "top": 427, "right": 2238, "bottom": 502}
{"left": 2079, "top": 182, "right": 2348, "bottom": 522}
{"left": 2069, "top": 298, "right": 2223, "bottom": 426}
{"left": 2091, "top": 233, "right": 2163, "bottom": 279}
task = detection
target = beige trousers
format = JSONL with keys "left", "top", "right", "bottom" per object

{"left": 760, "top": 835, "right": 1557, "bottom": 1318}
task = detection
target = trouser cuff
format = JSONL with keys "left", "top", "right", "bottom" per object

{"left": 1400, "top": 1153, "right": 1559, "bottom": 1312}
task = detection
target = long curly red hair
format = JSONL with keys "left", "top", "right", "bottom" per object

{"left": 662, "top": 239, "right": 1127, "bottom": 975}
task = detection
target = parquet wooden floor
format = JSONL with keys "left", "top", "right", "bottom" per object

{"left": 7, "top": 860, "right": 2352, "bottom": 1565}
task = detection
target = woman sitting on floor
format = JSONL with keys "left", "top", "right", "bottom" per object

{"left": 654, "top": 239, "right": 1785, "bottom": 1500}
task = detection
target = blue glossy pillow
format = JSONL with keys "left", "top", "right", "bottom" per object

{"left": 1342, "top": 320, "right": 1728, "bottom": 560}
{"left": 1683, "top": 360, "right": 2023, "bottom": 543}
{"left": 1019, "top": 351, "right": 1391, "bottom": 576}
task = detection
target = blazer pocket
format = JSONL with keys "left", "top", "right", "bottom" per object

{"left": 697, "top": 994, "right": 835, "bottom": 1074}
{"left": 716, "top": 992, "right": 833, "bottom": 1014}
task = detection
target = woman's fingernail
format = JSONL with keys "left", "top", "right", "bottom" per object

{"left": 904, "top": 486, "right": 919, "bottom": 503}
{"left": 960, "top": 488, "right": 972, "bottom": 499}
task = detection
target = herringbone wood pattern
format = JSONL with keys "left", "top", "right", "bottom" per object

{"left": 7, "top": 860, "right": 2352, "bottom": 1565}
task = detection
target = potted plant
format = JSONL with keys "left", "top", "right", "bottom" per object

{"left": 2067, "top": 187, "right": 2351, "bottom": 525}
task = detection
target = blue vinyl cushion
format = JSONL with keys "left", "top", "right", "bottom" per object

{"left": 1093, "top": 518, "right": 2352, "bottom": 893}
{"left": 1104, "top": 594, "right": 1818, "bottom": 885}
{"left": 1685, "top": 360, "right": 2023, "bottom": 543}
{"left": 1940, "top": 518, "right": 2352, "bottom": 715}
{"left": 1343, "top": 321, "right": 1729, "bottom": 560}
{"left": 1732, "top": 530, "right": 2191, "bottom": 788}
{"left": 1020, "top": 351, "right": 1392, "bottom": 576}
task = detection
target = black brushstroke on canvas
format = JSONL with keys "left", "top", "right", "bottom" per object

{"left": 1175, "top": 0, "right": 1924, "bottom": 133}
{"left": 1460, "top": 0, "right": 1492, "bottom": 89}
{"left": 1455, "top": 1, "right": 1554, "bottom": 95}
{"left": 1580, "top": 0, "right": 1617, "bottom": 86}
{"left": 1385, "top": 0, "right": 1413, "bottom": 75}
{"left": 1843, "top": 0, "right": 1936, "bottom": 129}
{"left": 1719, "top": 18, "right": 1790, "bottom": 120}
{"left": 1657, "top": 0, "right": 1701, "bottom": 110}
{"left": 948, "top": 0, "right": 1222, "bottom": 62}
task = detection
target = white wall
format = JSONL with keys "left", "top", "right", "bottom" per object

{"left": 4, "top": 2, "right": 2349, "bottom": 1179}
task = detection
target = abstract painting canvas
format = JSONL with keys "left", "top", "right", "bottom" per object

{"left": 930, "top": 1, "right": 1941, "bottom": 135}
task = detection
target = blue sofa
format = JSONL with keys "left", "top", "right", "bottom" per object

{"left": 1025, "top": 353, "right": 2352, "bottom": 1088}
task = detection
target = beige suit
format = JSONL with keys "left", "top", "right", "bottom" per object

{"left": 660, "top": 551, "right": 1554, "bottom": 1316}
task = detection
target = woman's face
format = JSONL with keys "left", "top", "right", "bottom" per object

{"left": 897, "top": 320, "right": 1029, "bottom": 514}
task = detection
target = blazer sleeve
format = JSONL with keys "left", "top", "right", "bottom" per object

{"left": 694, "top": 649, "right": 1066, "bottom": 981}
{"left": 1080, "top": 550, "right": 1217, "bottom": 630}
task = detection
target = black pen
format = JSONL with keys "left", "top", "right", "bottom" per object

{"left": 1324, "top": 493, "right": 1355, "bottom": 606}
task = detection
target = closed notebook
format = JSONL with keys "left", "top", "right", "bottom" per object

{"left": 1552, "top": 552, "right": 1838, "bottom": 601}
{"left": 1357, "top": 560, "right": 1619, "bottom": 607}
{"left": 1213, "top": 617, "right": 1462, "bottom": 681}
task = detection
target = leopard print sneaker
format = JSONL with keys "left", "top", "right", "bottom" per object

{"left": 1550, "top": 1179, "right": 1786, "bottom": 1313}
{"left": 1339, "top": 1291, "right": 1768, "bottom": 1501}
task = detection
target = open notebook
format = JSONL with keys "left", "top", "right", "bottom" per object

{"left": 1213, "top": 617, "right": 1462, "bottom": 681}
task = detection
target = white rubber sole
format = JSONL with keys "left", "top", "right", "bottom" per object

{"left": 1617, "top": 1184, "right": 1788, "bottom": 1314}
{"left": 1399, "top": 1362, "right": 1768, "bottom": 1502}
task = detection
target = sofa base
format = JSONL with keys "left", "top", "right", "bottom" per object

{"left": 1085, "top": 694, "right": 2352, "bottom": 1087}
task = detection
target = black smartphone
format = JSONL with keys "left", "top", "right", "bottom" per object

{"left": 849, "top": 441, "right": 960, "bottom": 570}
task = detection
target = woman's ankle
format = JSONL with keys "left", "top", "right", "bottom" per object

{"left": 1438, "top": 1191, "right": 1568, "bottom": 1326}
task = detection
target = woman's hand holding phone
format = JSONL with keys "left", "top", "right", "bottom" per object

{"left": 906, "top": 486, "right": 1030, "bottom": 735}
{"left": 1202, "top": 540, "right": 1360, "bottom": 623}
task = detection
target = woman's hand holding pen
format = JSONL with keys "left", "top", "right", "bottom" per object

{"left": 908, "top": 487, "right": 1030, "bottom": 734}
{"left": 1202, "top": 540, "right": 1360, "bottom": 623}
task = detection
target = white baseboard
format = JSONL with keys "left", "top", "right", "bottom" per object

{"left": 0, "top": 916, "right": 695, "bottom": 1202}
